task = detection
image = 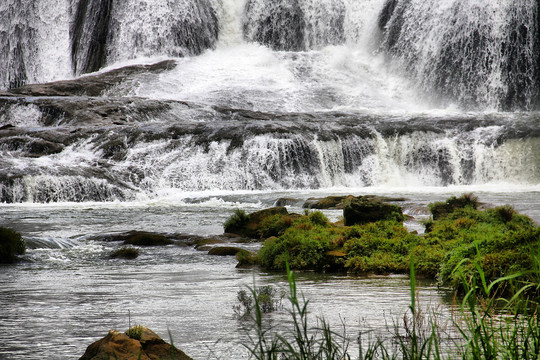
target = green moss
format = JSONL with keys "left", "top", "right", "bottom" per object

{"left": 243, "top": 195, "right": 540, "bottom": 296}
{"left": 0, "top": 227, "right": 25, "bottom": 264}
{"left": 343, "top": 196, "right": 404, "bottom": 225}
{"left": 428, "top": 193, "right": 479, "bottom": 220}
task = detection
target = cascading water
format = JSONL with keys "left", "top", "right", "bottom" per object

{"left": 378, "top": 0, "right": 540, "bottom": 110}
{"left": 3, "top": 2, "right": 540, "bottom": 360}
{"left": 0, "top": 0, "right": 539, "bottom": 203}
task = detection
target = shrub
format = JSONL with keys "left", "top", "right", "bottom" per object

{"left": 224, "top": 209, "right": 249, "bottom": 234}
{"left": 0, "top": 227, "right": 25, "bottom": 264}
{"left": 258, "top": 225, "right": 336, "bottom": 271}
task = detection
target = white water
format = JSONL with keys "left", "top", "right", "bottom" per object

{"left": 1, "top": 1, "right": 540, "bottom": 358}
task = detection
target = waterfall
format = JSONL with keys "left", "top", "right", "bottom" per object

{"left": 1, "top": 0, "right": 540, "bottom": 203}
{"left": 378, "top": 0, "right": 540, "bottom": 110}
{"left": 0, "top": 0, "right": 71, "bottom": 89}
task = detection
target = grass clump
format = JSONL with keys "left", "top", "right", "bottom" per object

{"left": 240, "top": 261, "right": 540, "bottom": 360}
{"left": 224, "top": 209, "right": 250, "bottom": 234}
{"left": 428, "top": 193, "right": 479, "bottom": 220}
{"left": 0, "top": 227, "right": 25, "bottom": 264}
{"left": 126, "top": 325, "right": 144, "bottom": 341}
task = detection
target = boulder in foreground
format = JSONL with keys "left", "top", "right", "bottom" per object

{"left": 79, "top": 326, "right": 192, "bottom": 360}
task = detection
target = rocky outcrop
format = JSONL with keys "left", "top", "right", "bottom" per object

{"left": 0, "top": 227, "right": 25, "bottom": 264}
{"left": 343, "top": 196, "right": 404, "bottom": 225}
{"left": 303, "top": 195, "right": 351, "bottom": 209}
{"left": 4, "top": 60, "right": 176, "bottom": 97}
{"left": 303, "top": 195, "right": 407, "bottom": 210}
{"left": 244, "top": 0, "right": 306, "bottom": 51}
{"left": 79, "top": 326, "right": 192, "bottom": 360}
{"left": 224, "top": 207, "right": 289, "bottom": 238}
{"left": 207, "top": 246, "right": 249, "bottom": 256}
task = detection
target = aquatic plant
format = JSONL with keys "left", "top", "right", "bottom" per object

{"left": 240, "top": 260, "right": 540, "bottom": 360}
{"left": 234, "top": 285, "right": 285, "bottom": 317}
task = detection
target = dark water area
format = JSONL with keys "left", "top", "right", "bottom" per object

{"left": 1, "top": 0, "right": 540, "bottom": 358}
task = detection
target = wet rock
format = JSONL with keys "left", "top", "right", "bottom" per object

{"left": 0, "top": 227, "right": 25, "bottom": 264}
{"left": 207, "top": 246, "right": 249, "bottom": 256}
{"left": 303, "top": 195, "right": 352, "bottom": 209}
{"left": 110, "top": 247, "right": 139, "bottom": 259}
{"left": 343, "top": 196, "right": 404, "bottom": 225}
{"left": 79, "top": 326, "right": 192, "bottom": 360}
{"left": 96, "top": 231, "right": 174, "bottom": 246}
{"left": 195, "top": 238, "right": 225, "bottom": 249}
{"left": 273, "top": 197, "right": 302, "bottom": 207}
{"left": 6, "top": 60, "right": 177, "bottom": 98}
{"left": 244, "top": 0, "right": 306, "bottom": 51}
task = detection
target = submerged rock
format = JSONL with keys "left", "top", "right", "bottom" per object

{"left": 109, "top": 247, "right": 139, "bottom": 259}
{"left": 207, "top": 246, "right": 249, "bottom": 256}
{"left": 79, "top": 326, "right": 192, "bottom": 360}
{"left": 343, "top": 196, "right": 404, "bottom": 225}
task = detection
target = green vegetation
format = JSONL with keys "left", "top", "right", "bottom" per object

{"left": 224, "top": 209, "right": 250, "bottom": 234}
{"left": 234, "top": 285, "right": 285, "bottom": 317}
{"left": 0, "top": 227, "right": 25, "bottom": 264}
{"left": 233, "top": 194, "right": 540, "bottom": 296}
{"left": 240, "top": 262, "right": 540, "bottom": 360}
{"left": 126, "top": 325, "right": 144, "bottom": 341}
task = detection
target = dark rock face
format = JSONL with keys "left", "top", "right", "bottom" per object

{"left": 7, "top": 60, "right": 176, "bottom": 97}
{"left": 207, "top": 246, "right": 248, "bottom": 256}
{"left": 71, "top": 0, "right": 113, "bottom": 75}
{"left": 0, "top": 227, "right": 25, "bottom": 264}
{"left": 0, "top": 2, "right": 37, "bottom": 89}
{"left": 79, "top": 326, "right": 192, "bottom": 360}
{"left": 343, "top": 196, "right": 404, "bottom": 225}
{"left": 244, "top": 0, "right": 306, "bottom": 51}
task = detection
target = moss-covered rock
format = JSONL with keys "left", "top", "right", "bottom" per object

{"left": 224, "top": 207, "right": 290, "bottom": 238}
{"left": 343, "top": 196, "right": 404, "bottom": 225}
{"left": 428, "top": 193, "right": 479, "bottom": 220}
{"left": 79, "top": 326, "right": 192, "bottom": 360}
{"left": 0, "top": 227, "right": 25, "bottom": 264}
{"left": 303, "top": 196, "right": 352, "bottom": 209}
